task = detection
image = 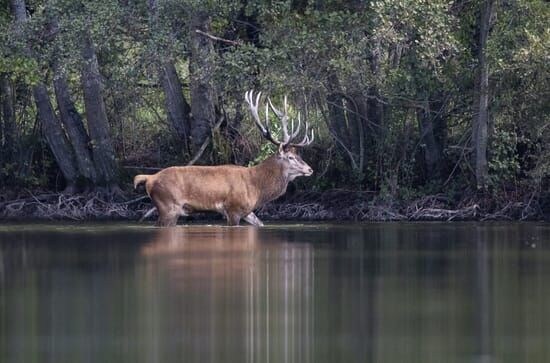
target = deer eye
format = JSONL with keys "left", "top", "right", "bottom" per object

{"left": 288, "top": 156, "right": 295, "bottom": 161}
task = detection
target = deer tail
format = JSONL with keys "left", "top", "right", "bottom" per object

{"left": 133, "top": 174, "right": 151, "bottom": 190}
{"left": 134, "top": 175, "right": 156, "bottom": 221}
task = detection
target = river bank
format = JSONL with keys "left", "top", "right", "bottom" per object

{"left": 1, "top": 188, "right": 547, "bottom": 222}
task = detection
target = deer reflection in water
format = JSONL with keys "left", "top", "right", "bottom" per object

{"left": 2, "top": 224, "right": 547, "bottom": 362}
{"left": 140, "top": 226, "right": 315, "bottom": 363}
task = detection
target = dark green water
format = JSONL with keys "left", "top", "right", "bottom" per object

{"left": 0, "top": 222, "right": 549, "bottom": 363}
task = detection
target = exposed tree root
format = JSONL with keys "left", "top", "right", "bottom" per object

{"left": 0, "top": 189, "right": 545, "bottom": 222}
{"left": 0, "top": 192, "right": 150, "bottom": 220}
{"left": 259, "top": 190, "right": 543, "bottom": 222}
{"left": 405, "top": 195, "right": 479, "bottom": 221}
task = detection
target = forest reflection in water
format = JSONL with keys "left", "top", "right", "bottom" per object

{"left": 0, "top": 222, "right": 549, "bottom": 363}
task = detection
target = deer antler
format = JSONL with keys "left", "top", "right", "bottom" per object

{"left": 267, "top": 96, "right": 290, "bottom": 144}
{"left": 288, "top": 118, "right": 314, "bottom": 148}
{"left": 245, "top": 90, "right": 315, "bottom": 149}
{"left": 245, "top": 90, "right": 282, "bottom": 147}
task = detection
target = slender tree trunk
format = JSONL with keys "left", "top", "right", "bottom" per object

{"left": 349, "top": 93, "right": 368, "bottom": 174}
{"left": 81, "top": 34, "right": 119, "bottom": 189}
{"left": 0, "top": 82, "right": 3, "bottom": 157}
{"left": 10, "top": 0, "right": 79, "bottom": 191}
{"left": 10, "top": 0, "right": 25, "bottom": 20}
{"left": 473, "top": 0, "right": 494, "bottom": 189}
{"left": 53, "top": 73, "right": 98, "bottom": 185}
{"left": 326, "top": 72, "right": 360, "bottom": 170}
{"left": 366, "top": 86, "right": 384, "bottom": 188}
{"left": 1, "top": 75, "right": 16, "bottom": 162}
{"left": 367, "top": 39, "right": 386, "bottom": 188}
{"left": 148, "top": 0, "right": 192, "bottom": 153}
{"left": 326, "top": 73, "right": 350, "bottom": 145}
{"left": 189, "top": 10, "right": 216, "bottom": 153}
{"left": 367, "top": 39, "right": 384, "bottom": 133}
{"left": 326, "top": 89, "right": 349, "bottom": 145}
{"left": 418, "top": 99, "right": 445, "bottom": 180}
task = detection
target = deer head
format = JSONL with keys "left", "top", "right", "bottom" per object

{"left": 245, "top": 90, "right": 314, "bottom": 180}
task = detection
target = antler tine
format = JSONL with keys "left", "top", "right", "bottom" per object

{"left": 290, "top": 112, "right": 302, "bottom": 139}
{"left": 299, "top": 120, "right": 311, "bottom": 145}
{"left": 268, "top": 97, "right": 290, "bottom": 144}
{"left": 289, "top": 119, "right": 315, "bottom": 147}
{"left": 246, "top": 90, "right": 315, "bottom": 148}
{"left": 245, "top": 90, "right": 281, "bottom": 146}
{"left": 255, "top": 91, "right": 265, "bottom": 132}
{"left": 245, "top": 90, "right": 264, "bottom": 133}
{"left": 264, "top": 101, "right": 271, "bottom": 134}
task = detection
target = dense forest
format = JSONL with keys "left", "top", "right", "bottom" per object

{"left": 0, "top": 0, "right": 548, "bottom": 220}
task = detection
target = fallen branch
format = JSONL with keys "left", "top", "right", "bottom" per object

{"left": 195, "top": 29, "right": 242, "bottom": 46}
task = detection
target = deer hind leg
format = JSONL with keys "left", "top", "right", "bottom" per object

{"left": 156, "top": 203, "right": 180, "bottom": 227}
{"left": 181, "top": 204, "right": 193, "bottom": 217}
{"left": 244, "top": 212, "right": 264, "bottom": 227}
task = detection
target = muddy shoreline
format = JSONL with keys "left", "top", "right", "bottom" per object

{"left": 1, "top": 189, "right": 547, "bottom": 223}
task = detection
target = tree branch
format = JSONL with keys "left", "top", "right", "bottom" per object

{"left": 195, "top": 29, "right": 242, "bottom": 46}
{"left": 187, "top": 116, "right": 225, "bottom": 166}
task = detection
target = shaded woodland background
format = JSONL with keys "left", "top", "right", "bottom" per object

{"left": 0, "top": 0, "right": 549, "bottom": 218}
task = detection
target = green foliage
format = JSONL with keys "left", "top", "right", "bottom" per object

{"left": 488, "top": 129, "right": 520, "bottom": 186}
{"left": 0, "top": 0, "right": 548, "bottom": 198}
{"left": 0, "top": 55, "right": 40, "bottom": 84}
{"left": 248, "top": 142, "right": 276, "bottom": 167}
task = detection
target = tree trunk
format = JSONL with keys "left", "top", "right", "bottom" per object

{"left": 418, "top": 99, "right": 446, "bottom": 180}
{"left": 148, "top": 0, "right": 192, "bottom": 153}
{"left": 367, "top": 39, "right": 384, "bottom": 134}
{"left": 0, "top": 81, "right": 3, "bottom": 159}
{"left": 326, "top": 72, "right": 361, "bottom": 171}
{"left": 326, "top": 73, "right": 350, "bottom": 146}
{"left": 473, "top": 0, "right": 494, "bottom": 189}
{"left": 49, "top": 16, "right": 97, "bottom": 186}
{"left": 81, "top": 34, "right": 119, "bottom": 188}
{"left": 33, "top": 84, "right": 79, "bottom": 188}
{"left": 160, "top": 62, "right": 192, "bottom": 152}
{"left": 53, "top": 73, "right": 98, "bottom": 185}
{"left": 0, "top": 75, "right": 16, "bottom": 163}
{"left": 10, "top": 0, "right": 79, "bottom": 191}
{"left": 349, "top": 93, "right": 368, "bottom": 174}
{"left": 366, "top": 39, "right": 386, "bottom": 188}
{"left": 189, "top": 11, "right": 216, "bottom": 154}
{"left": 10, "top": 0, "right": 25, "bottom": 20}
{"left": 352, "top": 93, "right": 368, "bottom": 172}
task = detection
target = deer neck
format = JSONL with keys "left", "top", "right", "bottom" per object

{"left": 250, "top": 155, "right": 289, "bottom": 208}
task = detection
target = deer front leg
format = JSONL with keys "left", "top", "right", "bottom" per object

{"left": 223, "top": 210, "right": 241, "bottom": 226}
{"left": 244, "top": 212, "right": 264, "bottom": 227}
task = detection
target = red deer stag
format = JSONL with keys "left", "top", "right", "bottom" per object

{"left": 134, "top": 90, "right": 314, "bottom": 226}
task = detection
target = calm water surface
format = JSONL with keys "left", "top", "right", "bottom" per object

{"left": 0, "top": 222, "right": 549, "bottom": 363}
